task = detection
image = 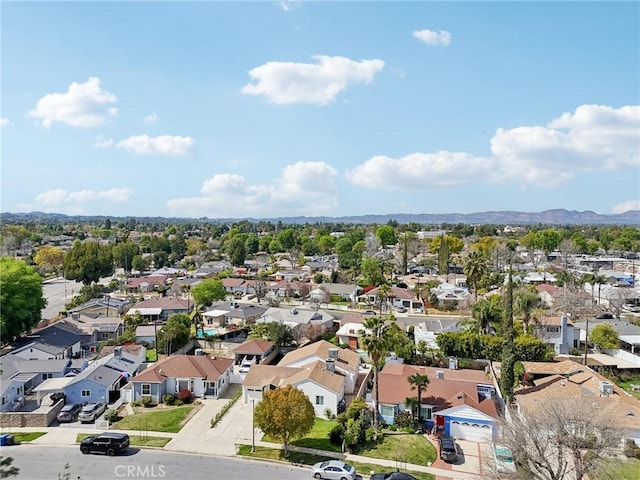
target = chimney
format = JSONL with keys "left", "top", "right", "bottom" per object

{"left": 436, "top": 370, "right": 444, "bottom": 379}
{"left": 326, "top": 358, "right": 335, "bottom": 373}
{"left": 114, "top": 346, "right": 122, "bottom": 358}
{"left": 328, "top": 348, "right": 339, "bottom": 359}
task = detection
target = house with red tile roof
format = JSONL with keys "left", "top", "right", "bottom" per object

{"left": 376, "top": 363, "right": 499, "bottom": 442}
{"left": 129, "top": 354, "right": 233, "bottom": 402}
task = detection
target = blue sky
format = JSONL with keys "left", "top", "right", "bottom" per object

{"left": 2, "top": 1, "right": 639, "bottom": 219}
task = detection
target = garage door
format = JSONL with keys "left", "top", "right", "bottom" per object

{"left": 244, "top": 387, "right": 263, "bottom": 404}
{"left": 449, "top": 420, "right": 493, "bottom": 442}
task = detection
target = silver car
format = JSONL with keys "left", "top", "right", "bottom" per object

{"left": 311, "top": 460, "right": 357, "bottom": 480}
{"left": 78, "top": 402, "right": 106, "bottom": 423}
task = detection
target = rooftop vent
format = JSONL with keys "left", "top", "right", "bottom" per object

{"left": 328, "top": 348, "right": 339, "bottom": 359}
{"left": 599, "top": 381, "right": 614, "bottom": 396}
{"left": 436, "top": 370, "right": 444, "bottom": 379}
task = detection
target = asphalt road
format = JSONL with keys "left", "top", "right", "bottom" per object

{"left": 6, "top": 445, "right": 310, "bottom": 480}
{"left": 42, "top": 276, "right": 84, "bottom": 320}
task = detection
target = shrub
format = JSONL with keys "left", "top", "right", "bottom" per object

{"left": 177, "top": 389, "right": 192, "bottom": 403}
{"left": 130, "top": 400, "right": 141, "bottom": 407}
{"left": 324, "top": 408, "right": 335, "bottom": 420}
{"left": 210, "top": 388, "right": 242, "bottom": 428}
{"left": 174, "top": 399, "right": 184, "bottom": 406}
{"left": 394, "top": 410, "right": 414, "bottom": 428}
{"left": 162, "top": 393, "right": 176, "bottom": 405}
{"left": 387, "top": 424, "right": 397, "bottom": 431}
{"left": 624, "top": 439, "right": 640, "bottom": 458}
{"left": 140, "top": 396, "right": 154, "bottom": 407}
{"left": 104, "top": 408, "right": 119, "bottom": 424}
{"left": 329, "top": 424, "right": 345, "bottom": 446}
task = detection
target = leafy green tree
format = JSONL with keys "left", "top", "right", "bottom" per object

{"left": 245, "top": 235, "right": 260, "bottom": 255}
{"left": 0, "top": 257, "right": 47, "bottom": 341}
{"left": 157, "top": 313, "right": 191, "bottom": 354}
{"left": 375, "top": 225, "right": 397, "bottom": 246}
{"left": 589, "top": 323, "right": 619, "bottom": 350}
{"left": 359, "top": 316, "right": 390, "bottom": 429}
{"left": 249, "top": 322, "right": 294, "bottom": 347}
{"left": 361, "top": 256, "right": 385, "bottom": 286}
{"left": 254, "top": 384, "right": 315, "bottom": 456}
{"left": 131, "top": 254, "right": 150, "bottom": 273}
{"left": 34, "top": 245, "right": 64, "bottom": 273}
{"left": 277, "top": 228, "right": 299, "bottom": 268}
{"left": 500, "top": 263, "right": 516, "bottom": 403}
{"left": 472, "top": 297, "right": 503, "bottom": 334}
{"left": 153, "top": 250, "right": 169, "bottom": 268}
{"left": 514, "top": 285, "right": 540, "bottom": 331}
{"left": 191, "top": 279, "right": 226, "bottom": 307}
{"left": 63, "top": 240, "right": 114, "bottom": 285}
{"left": 112, "top": 240, "right": 139, "bottom": 273}
{"left": 535, "top": 228, "right": 562, "bottom": 254}
{"left": 408, "top": 371, "right": 430, "bottom": 421}
{"left": 227, "top": 236, "right": 246, "bottom": 267}
{"left": 514, "top": 335, "right": 553, "bottom": 361}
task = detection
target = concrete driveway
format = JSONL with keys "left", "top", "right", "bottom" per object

{"left": 430, "top": 437, "right": 489, "bottom": 479}
{"left": 164, "top": 384, "right": 259, "bottom": 456}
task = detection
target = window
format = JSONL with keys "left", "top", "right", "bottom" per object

{"left": 420, "top": 406, "right": 432, "bottom": 419}
{"left": 381, "top": 405, "right": 395, "bottom": 417}
{"left": 1, "top": 397, "right": 6, "bottom": 405}
{"left": 42, "top": 373, "right": 53, "bottom": 381}
{"left": 315, "top": 395, "right": 324, "bottom": 405}
{"left": 81, "top": 390, "right": 91, "bottom": 397}
{"left": 142, "top": 384, "right": 151, "bottom": 395}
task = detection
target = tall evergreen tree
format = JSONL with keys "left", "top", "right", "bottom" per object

{"left": 500, "top": 253, "right": 516, "bottom": 403}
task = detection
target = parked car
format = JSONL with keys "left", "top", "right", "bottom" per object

{"left": 493, "top": 444, "right": 517, "bottom": 474}
{"left": 311, "top": 460, "right": 357, "bottom": 480}
{"left": 370, "top": 471, "right": 418, "bottom": 480}
{"left": 363, "top": 310, "right": 377, "bottom": 316}
{"left": 80, "top": 432, "right": 130, "bottom": 456}
{"left": 438, "top": 435, "right": 458, "bottom": 463}
{"left": 395, "top": 305, "right": 407, "bottom": 313}
{"left": 78, "top": 402, "right": 107, "bottom": 423}
{"left": 56, "top": 403, "right": 83, "bottom": 423}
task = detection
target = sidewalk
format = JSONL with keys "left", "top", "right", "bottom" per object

{"left": 252, "top": 441, "right": 485, "bottom": 480}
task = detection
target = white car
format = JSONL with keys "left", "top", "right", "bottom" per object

{"left": 311, "top": 460, "right": 357, "bottom": 480}
{"left": 493, "top": 445, "right": 517, "bottom": 474}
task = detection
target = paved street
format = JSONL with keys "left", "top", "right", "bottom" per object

{"left": 42, "top": 276, "right": 83, "bottom": 320}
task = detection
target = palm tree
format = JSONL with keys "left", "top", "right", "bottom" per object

{"left": 472, "top": 297, "right": 503, "bottom": 334}
{"left": 359, "top": 316, "right": 390, "bottom": 430}
{"left": 464, "top": 251, "right": 488, "bottom": 301}
{"left": 593, "top": 272, "right": 607, "bottom": 305}
{"left": 375, "top": 284, "right": 392, "bottom": 314}
{"left": 408, "top": 371, "right": 430, "bottom": 422}
{"left": 405, "top": 397, "right": 419, "bottom": 421}
{"left": 514, "top": 285, "right": 540, "bottom": 332}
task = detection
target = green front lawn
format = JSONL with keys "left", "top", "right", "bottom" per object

{"left": 237, "top": 445, "right": 434, "bottom": 480}
{"left": 264, "top": 418, "right": 340, "bottom": 452}
{"left": 111, "top": 405, "right": 195, "bottom": 433}
{"left": 8, "top": 432, "right": 46, "bottom": 442}
{"left": 76, "top": 433, "right": 171, "bottom": 448}
{"left": 360, "top": 432, "right": 437, "bottom": 465}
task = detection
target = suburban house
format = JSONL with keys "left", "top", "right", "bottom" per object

{"left": 205, "top": 302, "right": 268, "bottom": 327}
{"left": 573, "top": 318, "right": 640, "bottom": 353}
{"left": 193, "top": 260, "right": 232, "bottom": 277}
{"left": 375, "top": 363, "right": 499, "bottom": 442}
{"left": 363, "top": 286, "right": 416, "bottom": 310}
{"left": 67, "top": 297, "right": 131, "bottom": 317}
{"left": 536, "top": 284, "right": 565, "bottom": 308}
{"left": 279, "top": 340, "right": 362, "bottom": 395}
{"left": 430, "top": 283, "right": 472, "bottom": 309}
{"left": 242, "top": 362, "right": 346, "bottom": 417}
{"left": 66, "top": 313, "right": 124, "bottom": 343}
{"left": 515, "top": 360, "right": 640, "bottom": 447}
{"left": 91, "top": 345, "right": 147, "bottom": 378}
{"left": 129, "top": 354, "right": 234, "bottom": 403}
{"left": 221, "top": 278, "right": 251, "bottom": 296}
{"left": 11, "top": 322, "right": 90, "bottom": 359}
{"left": 413, "top": 318, "right": 464, "bottom": 349}
{"left": 519, "top": 271, "right": 557, "bottom": 285}
{"left": 311, "top": 283, "right": 363, "bottom": 303}
{"left": 0, "top": 355, "right": 74, "bottom": 411}
{"left": 125, "top": 274, "right": 168, "bottom": 294}
{"left": 242, "top": 340, "right": 364, "bottom": 417}
{"left": 232, "top": 339, "right": 278, "bottom": 366}
{"left": 336, "top": 322, "right": 368, "bottom": 349}
{"left": 135, "top": 325, "right": 157, "bottom": 345}
{"left": 64, "top": 364, "right": 126, "bottom": 405}
{"left": 257, "top": 307, "right": 335, "bottom": 333}
{"left": 127, "top": 297, "right": 193, "bottom": 322}
{"left": 532, "top": 315, "right": 577, "bottom": 354}
{"left": 266, "top": 280, "right": 309, "bottom": 298}
{"left": 273, "top": 269, "right": 310, "bottom": 282}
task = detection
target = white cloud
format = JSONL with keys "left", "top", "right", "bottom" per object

{"left": 241, "top": 55, "right": 385, "bottom": 105}
{"left": 347, "top": 104, "right": 639, "bottom": 191}
{"left": 35, "top": 187, "right": 133, "bottom": 206}
{"left": 0, "top": 118, "right": 11, "bottom": 127}
{"left": 144, "top": 112, "right": 158, "bottom": 124}
{"left": 612, "top": 200, "right": 640, "bottom": 214}
{"left": 491, "top": 104, "right": 640, "bottom": 186}
{"left": 117, "top": 135, "right": 195, "bottom": 156}
{"left": 413, "top": 29, "right": 451, "bottom": 47}
{"left": 28, "top": 77, "right": 117, "bottom": 128}
{"left": 167, "top": 161, "right": 338, "bottom": 217}
{"left": 94, "top": 134, "right": 113, "bottom": 149}
{"left": 347, "top": 152, "right": 496, "bottom": 190}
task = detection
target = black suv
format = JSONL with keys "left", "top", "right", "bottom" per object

{"left": 80, "top": 432, "right": 130, "bottom": 456}
{"left": 438, "top": 435, "right": 458, "bottom": 463}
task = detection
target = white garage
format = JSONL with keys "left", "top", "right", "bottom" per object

{"left": 436, "top": 405, "right": 496, "bottom": 443}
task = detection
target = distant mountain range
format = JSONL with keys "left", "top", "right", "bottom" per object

{"left": 1, "top": 209, "right": 639, "bottom": 225}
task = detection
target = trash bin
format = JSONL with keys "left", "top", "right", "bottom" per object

{"left": 0, "top": 434, "right": 9, "bottom": 446}
{"left": 5, "top": 435, "right": 14, "bottom": 446}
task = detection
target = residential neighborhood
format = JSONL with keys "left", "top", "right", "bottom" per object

{"left": 1, "top": 218, "right": 640, "bottom": 480}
